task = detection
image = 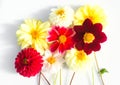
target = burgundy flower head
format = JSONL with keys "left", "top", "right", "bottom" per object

{"left": 73, "top": 19, "right": 107, "bottom": 54}
{"left": 15, "top": 48, "right": 43, "bottom": 77}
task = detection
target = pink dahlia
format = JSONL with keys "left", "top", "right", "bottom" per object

{"left": 73, "top": 19, "right": 107, "bottom": 54}
{"left": 48, "top": 26, "right": 74, "bottom": 53}
{"left": 15, "top": 48, "right": 43, "bottom": 77}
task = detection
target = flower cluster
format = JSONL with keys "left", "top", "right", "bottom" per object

{"left": 15, "top": 5, "right": 107, "bottom": 81}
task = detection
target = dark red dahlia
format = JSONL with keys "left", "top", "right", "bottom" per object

{"left": 47, "top": 26, "right": 74, "bottom": 53}
{"left": 73, "top": 19, "right": 107, "bottom": 54}
{"left": 15, "top": 48, "right": 43, "bottom": 77}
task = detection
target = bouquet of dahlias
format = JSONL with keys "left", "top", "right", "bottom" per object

{"left": 15, "top": 5, "right": 108, "bottom": 85}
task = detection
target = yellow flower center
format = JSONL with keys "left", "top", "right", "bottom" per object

{"left": 59, "top": 35, "right": 67, "bottom": 43}
{"left": 83, "top": 32, "right": 95, "bottom": 43}
{"left": 56, "top": 8, "right": 65, "bottom": 16}
{"left": 23, "top": 58, "right": 28, "bottom": 65}
{"left": 47, "top": 56, "right": 56, "bottom": 64}
{"left": 31, "top": 30, "right": 40, "bottom": 39}
{"left": 75, "top": 50, "right": 86, "bottom": 61}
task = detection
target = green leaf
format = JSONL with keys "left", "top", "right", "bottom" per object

{"left": 99, "top": 68, "right": 108, "bottom": 75}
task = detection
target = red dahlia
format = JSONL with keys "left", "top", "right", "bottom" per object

{"left": 15, "top": 48, "right": 43, "bottom": 77}
{"left": 48, "top": 26, "right": 74, "bottom": 53}
{"left": 73, "top": 19, "right": 107, "bottom": 54}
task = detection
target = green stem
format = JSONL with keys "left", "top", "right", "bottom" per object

{"left": 94, "top": 52, "right": 105, "bottom": 85}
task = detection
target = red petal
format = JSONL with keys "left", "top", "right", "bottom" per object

{"left": 74, "top": 26, "right": 83, "bottom": 33}
{"left": 65, "top": 28, "right": 74, "bottom": 37}
{"left": 94, "top": 32, "right": 107, "bottom": 43}
{"left": 89, "top": 43, "right": 101, "bottom": 51}
{"left": 73, "top": 33, "right": 83, "bottom": 42}
{"left": 65, "top": 38, "right": 74, "bottom": 49}
{"left": 50, "top": 41, "right": 59, "bottom": 52}
{"left": 47, "top": 35, "right": 58, "bottom": 41}
{"left": 58, "top": 26, "right": 67, "bottom": 35}
{"left": 83, "top": 19, "right": 93, "bottom": 30}
{"left": 83, "top": 44, "right": 92, "bottom": 54}
{"left": 99, "top": 32, "right": 107, "bottom": 43}
{"left": 48, "top": 29, "right": 59, "bottom": 41}
{"left": 75, "top": 41, "right": 83, "bottom": 50}
{"left": 58, "top": 44, "right": 65, "bottom": 53}
{"left": 93, "top": 23, "right": 102, "bottom": 32}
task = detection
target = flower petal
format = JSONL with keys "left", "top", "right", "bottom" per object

{"left": 58, "top": 44, "right": 64, "bottom": 53}
{"left": 89, "top": 43, "right": 101, "bottom": 51}
{"left": 58, "top": 26, "right": 67, "bottom": 35}
{"left": 65, "top": 28, "right": 74, "bottom": 37}
{"left": 74, "top": 26, "right": 83, "bottom": 33}
{"left": 75, "top": 41, "right": 83, "bottom": 50}
{"left": 50, "top": 41, "right": 59, "bottom": 52}
{"left": 83, "top": 19, "right": 93, "bottom": 31}
{"left": 47, "top": 29, "right": 58, "bottom": 41}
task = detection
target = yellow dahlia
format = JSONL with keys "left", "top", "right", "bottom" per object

{"left": 16, "top": 19, "right": 50, "bottom": 55}
{"left": 74, "top": 5, "right": 106, "bottom": 26}
{"left": 65, "top": 49, "right": 92, "bottom": 71}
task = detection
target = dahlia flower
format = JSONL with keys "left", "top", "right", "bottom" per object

{"left": 74, "top": 5, "right": 106, "bottom": 26}
{"left": 16, "top": 19, "right": 50, "bottom": 55}
{"left": 42, "top": 50, "right": 64, "bottom": 73}
{"left": 65, "top": 49, "right": 91, "bottom": 71}
{"left": 49, "top": 6, "right": 74, "bottom": 27}
{"left": 47, "top": 26, "right": 74, "bottom": 53}
{"left": 73, "top": 19, "right": 107, "bottom": 54}
{"left": 15, "top": 48, "right": 43, "bottom": 77}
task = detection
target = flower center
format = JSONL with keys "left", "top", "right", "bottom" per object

{"left": 59, "top": 35, "right": 67, "bottom": 43}
{"left": 23, "top": 58, "right": 28, "bottom": 65}
{"left": 75, "top": 50, "right": 86, "bottom": 61}
{"left": 31, "top": 30, "right": 39, "bottom": 39}
{"left": 83, "top": 32, "right": 95, "bottom": 43}
{"left": 47, "top": 56, "right": 56, "bottom": 64}
{"left": 56, "top": 8, "right": 65, "bottom": 16}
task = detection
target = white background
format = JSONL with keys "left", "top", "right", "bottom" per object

{"left": 0, "top": 0, "right": 120, "bottom": 85}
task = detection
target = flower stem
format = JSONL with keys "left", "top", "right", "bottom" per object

{"left": 69, "top": 72, "right": 75, "bottom": 85}
{"left": 60, "top": 69, "right": 62, "bottom": 85}
{"left": 38, "top": 72, "right": 41, "bottom": 85}
{"left": 53, "top": 71, "right": 59, "bottom": 85}
{"left": 94, "top": 52, "right": 105, "bottom": 85}
{"left": 41, "top": 72, "right": 51, "bottom": 85}
{"left": 92, "top": 68, "right": 94, "bottom": 85}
